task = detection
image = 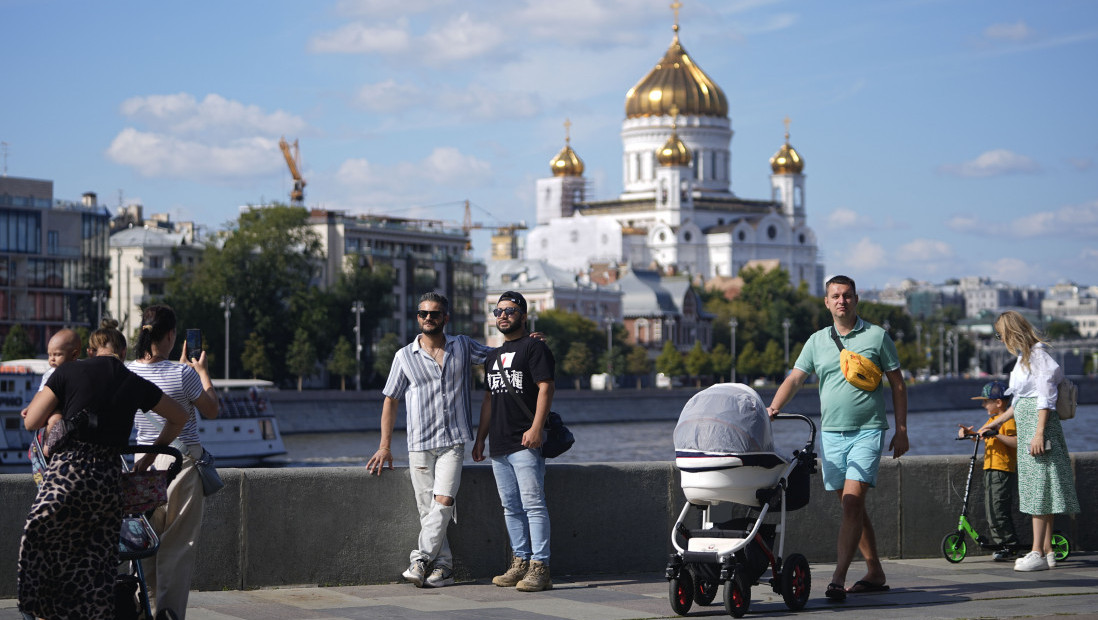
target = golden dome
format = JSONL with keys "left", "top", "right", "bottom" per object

{"left": 624, "top": 34, "right": 727, "bottom": 119}
{"left": 658, "top": 110, "right": 692, "bottom": 167}
{"left": 770, "top": 132, "right": 804, "bottom": 174}
{"left": 550, "top": 144, "right": 584, "bottom": 176}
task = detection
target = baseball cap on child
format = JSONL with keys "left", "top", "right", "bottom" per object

{"left": 972, "top": 380, "right": 1008, "bottom": 400}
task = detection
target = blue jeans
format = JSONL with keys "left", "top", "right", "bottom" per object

{"left": 490, "top": 448, "right": 550, "bottom": 563}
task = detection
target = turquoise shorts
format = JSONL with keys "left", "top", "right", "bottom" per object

{"left": 820, "top": 429, "right": 886, "bottom": 491}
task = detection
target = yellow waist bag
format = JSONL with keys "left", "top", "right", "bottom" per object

{"left": 831, "top": 327, "right": 882, "bottom": 391}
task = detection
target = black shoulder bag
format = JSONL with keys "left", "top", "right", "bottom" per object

{"left": 497, "top": 365, "right": 574, "bottom": 458}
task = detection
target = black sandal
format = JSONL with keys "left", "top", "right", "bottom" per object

{"left": 825, "top": 582, "right": 847, "bottom": 602}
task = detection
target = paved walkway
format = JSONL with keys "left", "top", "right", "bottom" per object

{"left": 3, "top": 554, "right": 1096, "bottom": 619}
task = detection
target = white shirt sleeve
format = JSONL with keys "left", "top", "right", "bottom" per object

{"left": 1007, "top": 344, "right": 1063, "bottom": 410}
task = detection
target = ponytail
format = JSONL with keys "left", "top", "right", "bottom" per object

{"left": 135, "top": 305, "right": 177, "bottom": 360}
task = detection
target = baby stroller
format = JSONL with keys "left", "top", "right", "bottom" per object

{"left": 29, "top": 432, "right": 182, "bottom": 620}
{"left": 666, "top": 384, "right": 817, "bottom": 617}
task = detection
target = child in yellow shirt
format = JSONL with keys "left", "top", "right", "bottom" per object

{"left": 958, "top": 380, "right": 1018, "bottom": 561}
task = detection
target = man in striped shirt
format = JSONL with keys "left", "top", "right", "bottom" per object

{"left": 368, "top": 292, "right": 491, "bottom": 588}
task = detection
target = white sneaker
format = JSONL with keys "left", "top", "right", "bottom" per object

{"left": 1046, "top": 552, "right": 1057, "bottom": 569}
{"left": 1014, "top": 551, "right": 1049, "bottom": 572}
{"left": 425, "top": 565, "right": 454, "bottom": 587}
{"left": 402, "top": 559, "right": 429, "bottom": 586}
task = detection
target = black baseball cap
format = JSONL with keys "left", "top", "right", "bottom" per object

{"left": 497, "top": 291, "right": 527, "bottom": 314}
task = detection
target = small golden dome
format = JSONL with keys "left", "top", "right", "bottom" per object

{"left": 550, "top": 118, "right": 585, "bottom": 177}
{"left": 625, "top": 34, "right": 727, "bottom": 119}
{"left": 658, "top": 123, "right": 692, "bottom": 167}
{"left": 770, "top": 132, "right": 804, "bottom": 174}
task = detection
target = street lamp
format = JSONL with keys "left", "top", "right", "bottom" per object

{"left": 220, "top": 295, "right": 235, "bottom": 380}
{"left": 351, "top": 300, "right": 365, "bottom": 392}
{"left": 528, "top": 312, "right": 538, "bottom": 334}
{"left": 782, "top": 318, "right": 792, "bottom": 369}
{"left": 91, "top": 289, "right": 107, "bottom": 326}
{"left": 938, "top": 324, "right": 945, "bottom": 377}
{"left": 603, "top": 316, "right": 614, "bottom": 390}
{"left": 729, "top": 317, "right": 738, "bottom": 384}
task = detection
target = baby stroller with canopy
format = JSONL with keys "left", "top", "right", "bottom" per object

{"left": 666, "top": 384, "right": 817, "bottom": 617}
{"left": 29, "top": 432, "right": 183, "bottom": 620}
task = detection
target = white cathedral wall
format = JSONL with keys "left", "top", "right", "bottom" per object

{"left": 621, "top": 115, "right": 732, "bottom": 195}
{"left": 526, "top": 216, "right": 625, "bottom": 271}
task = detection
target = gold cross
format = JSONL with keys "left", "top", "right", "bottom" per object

{"left": 564, "top": 118, "right": 572, "bottom": 143}
{"left": 783, "top": 116, "right": 792, "bottom": 140}
{"left": 671, "top": 1, "right": 682, "bottom": 32}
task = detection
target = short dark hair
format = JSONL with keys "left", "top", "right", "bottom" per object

{"left": 419, "top": 292, "right": 449, "bottom": 314}
{"left": 825, "top": 275, "right": 857, "bottom": 295}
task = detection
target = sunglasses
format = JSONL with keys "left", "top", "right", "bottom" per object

{"left": 994, "top": 332, "right": 1002, "bottom": 340}
{"left": 417, "top": 310, "right": 443, "bottom": 320}
{"left": 492, "top": 307, "right": 521, "bottom": 318}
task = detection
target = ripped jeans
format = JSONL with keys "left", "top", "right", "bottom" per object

{"left": 408, "top": 443, "right": 464, "bottom": 568}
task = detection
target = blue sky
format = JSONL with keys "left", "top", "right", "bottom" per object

{"left": 4, "top": 0, "right": 1096, "bottom": 291}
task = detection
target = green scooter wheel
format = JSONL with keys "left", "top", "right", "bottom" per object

{"left": 942, "top": 532, "right": 966, "bottom": 563}
{"left": 1051, "top": 532, "right": 1071, "bottom": 561}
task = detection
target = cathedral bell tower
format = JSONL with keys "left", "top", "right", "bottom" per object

{"left": 769, "top": 117, "right": 806, "bottom": 226}
{"left": 536, "top": 118, "right": 586, "bottom": 225}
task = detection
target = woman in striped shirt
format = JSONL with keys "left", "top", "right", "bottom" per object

{"left": 130, "top": 304, "right": 220, "bottom": 619}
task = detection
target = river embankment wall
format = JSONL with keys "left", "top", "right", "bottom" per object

{"left": 1, "top": 453, "right": 1094, "bottom": 596}
{"left": 268, "top": 376, "right": 1098, "bottom": 434}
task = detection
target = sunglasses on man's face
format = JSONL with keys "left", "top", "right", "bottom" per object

{"left": 492, "top": 307, "right": 520, "bottom": 318}
{"left": 417, "top": 310, "right": 443, "bottom": 320}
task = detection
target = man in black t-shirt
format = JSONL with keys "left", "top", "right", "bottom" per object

{"left": 473, "top": 291, "right": 556, "bottom": 593}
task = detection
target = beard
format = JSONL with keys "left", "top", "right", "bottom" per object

{"left": 421, "top": 322, "right": 444, "bottom": 335}
{"left": 497, "top": 319, "right": 524, "bottom": 335}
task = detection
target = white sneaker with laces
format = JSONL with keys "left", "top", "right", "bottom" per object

{"left": 1046, "top": 552, "right": 1057, "bottom": 568}
{"left": 402, "top": 559, "right": 429, "bottom": 586}
{"left": 1014, "top": 551, "right": 1049, "bottom": 572}
{"left": 425, "top": 565, "right": 454, "bottom": 587}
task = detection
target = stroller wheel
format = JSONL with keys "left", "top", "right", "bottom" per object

{"left": 1051, "top": 532, "right": 1071, "bottom": 561}
{"left": 694, "top": 576, "right": 719, "bottom": 606}
{"left": 669, "top": 569, "right": 694, "bottom": 615}
{"left": 779, "top": 553, "right": 811, "bottom": 611}
{"left": 723, "top": 573, "right": 750, "bottom": 618}
{"left": 941, "top": 532, "right": 967, "bottom": 563}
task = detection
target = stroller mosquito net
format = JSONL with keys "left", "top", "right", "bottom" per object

{"left": 674, "top": 383, "right": 775, "bottom": 454}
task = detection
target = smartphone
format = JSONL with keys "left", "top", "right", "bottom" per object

{"left": 185, "top": 328, "right": 202, "bottom": 361}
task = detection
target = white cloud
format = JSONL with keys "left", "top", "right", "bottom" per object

{"left": 825, "top": 207, "right": 874, "bottom": 229}
{"left": 945, "top": 215, "right": 987, "bottom": 234}
{"left": 336, "top": 146, "right": 493, "bottom": 194}
{"left": 937, "top": 149, "right": 1041, "bottom": 178}
{"left": 308, "top": 20, "right": 412, "bottom": 54}
{"left": 355, "top": 80, "right": 541, "bottom": 120}
{"left": 106, "top": 129, "right": 281, "bottom": 180}
{"left": 421, "top": 13, "right": 506, "bottom": 63}
{"left": 119, "top": 93, "right": 306, "bottom": 139}
{"left": 984, "top": 20, "right": 1032, "bottom": 42}
{"left": 334, "top": 0, "right": 445, "bottom": 17}
{"left": 979, "top": 257, "right": 1044, "bottom": 284}
{"left": 837, "top": 237, "right": 887, "bottom": 270}
{"left": 512, "top": 0, "right": 656, "bottom": 46}
{"left": 1008, "top": 200, "right": 1098, "bottom": 238}
{"left": 1067, "top": 157, "right": 1092, "bottom": 171}
{"left": 897, "top": 238, "right": 954, "bottom": 262}
{"left": 355, "top": 80, "right": 425, "bottom": 113}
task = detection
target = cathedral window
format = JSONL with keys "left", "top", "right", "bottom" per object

{"left": 799, "top": 233, "right": 805, "bottom": 244}
{"left": 684, "top": 232, "right": 692, "bottom": 242}
{"left": 767, "top": 225, "right": 777, "bottom": 240}
{"left": 738, "top": 230, "right": 746, "bottom": 241}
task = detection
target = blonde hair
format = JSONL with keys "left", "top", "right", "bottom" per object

{"left": 88, "top": 318, "right": 127, "bottom": 358}
{"left": 995, "top": 310, "right": 1047, "bottom": 370}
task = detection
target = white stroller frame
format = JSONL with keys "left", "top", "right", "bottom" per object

{"left": 667, "top": 412, "right": 817, "bottom": 618}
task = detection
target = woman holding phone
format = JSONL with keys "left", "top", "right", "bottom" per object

{"left": 130, "top": 304, "right": 220, "bottom": 618}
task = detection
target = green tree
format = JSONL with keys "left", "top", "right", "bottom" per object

{"left": 240, "top": 331, "right": 273, "bottom": 380}
{"left": 535, "top": 309, "right": 615, "bottom": 379}
{"left": 655, "top": 340, "right": 686, "bottom": 378}
{"left": 1046, "top": 320, "right": 1081, "bottom": 340}
{"left": 737, "top": 341, "right": 762, "bottom": 383}
{"left": 327, "top": 336, "right": 357, "bottom": 391}
{"left": 684, "top": 341, "right": 711, "bottom": 387}
{"left": 163, "top": 204, "right": 325, "bottom": 384}
{"left": 760, "top": 340, "right": 785, "bottom": 383}
{"left": 286, "top": 328, "right": 317, "bottom": 392}
{"left": 709, "top": 343, "right": 732, "bottom": 383}
{"left": 625, "top": 345, "right": 653, "bottom": 389}
{"left": 373, "top": 332, "right": 403, "bottom": 379}
{"left": 2, "top": 324, "right": 36, "bottom": 361}
{"left": 562, "top": 342, "right": 595, "bottom": 389}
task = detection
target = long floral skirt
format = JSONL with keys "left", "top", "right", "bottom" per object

{"left": 1014, "top": 396, "right": 1080, "bottom": 516}
{"left": 18, "top": 441, "right": 123, "bottom": 620}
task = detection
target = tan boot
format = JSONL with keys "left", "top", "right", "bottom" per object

{"left": 516, "top": 560, "right": 552, "bottom": 592}
{"left": 492, "top": 555, "right": 529, "bottom": 587}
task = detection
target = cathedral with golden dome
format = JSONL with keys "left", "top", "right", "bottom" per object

{"left": 526, "top": 7, "right": 823, "bottom": 296}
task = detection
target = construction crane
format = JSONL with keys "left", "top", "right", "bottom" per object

{"left": 462, "top": 200, "right": 528, "bottom": 260}
{"left": 279, "top": 137, "right": 306, "bottom": 206}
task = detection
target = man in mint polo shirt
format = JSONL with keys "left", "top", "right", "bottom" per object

{"left": 767, "top": 274, "right": 908, "bottom": 602}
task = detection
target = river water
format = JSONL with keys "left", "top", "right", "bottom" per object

{"left": 272, "top": 404, "right": 1098, "bottom": 468}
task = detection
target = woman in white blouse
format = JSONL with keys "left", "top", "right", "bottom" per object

{"left": 980, "top": 310, "right": 1079, "bottom": 572}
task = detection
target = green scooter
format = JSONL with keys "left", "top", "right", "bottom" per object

{"left": 941, "top": 431, "right": 1071, "bottom": 563}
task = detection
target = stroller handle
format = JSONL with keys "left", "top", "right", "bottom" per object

{"left": 119, "top": 445, "right": 184, "bottom": 482}
{"left": 772, "top": 413, "right": 817, "bottom": 443}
